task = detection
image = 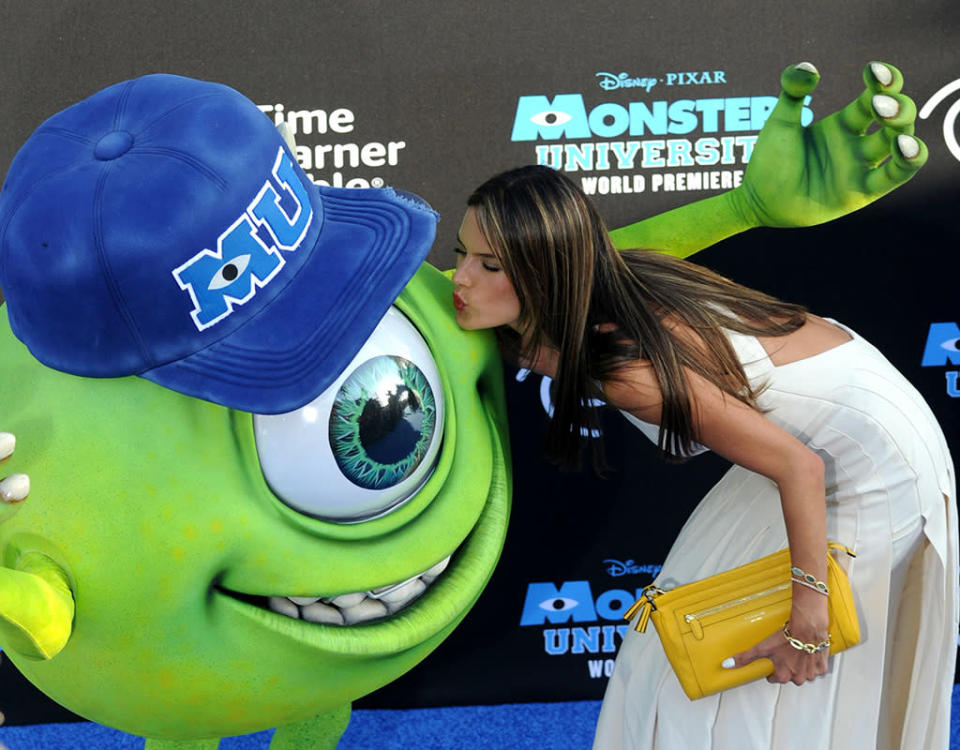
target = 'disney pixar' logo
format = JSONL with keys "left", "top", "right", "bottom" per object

{"left": 173, "top": 148, "right": 313, "bottom": 331}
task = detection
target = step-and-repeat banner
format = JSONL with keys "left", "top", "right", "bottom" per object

{"left": 0, "top": 0, "right": 957, "bottom": 726}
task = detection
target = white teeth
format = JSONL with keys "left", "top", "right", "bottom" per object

{"left": 379, "top": 577, "right": 425, "bottom": 604}
{"left": 382, "top": 579, "right": 427, "bottom": 614}
{"left": 289, "top": 596, "right": 321, "bottom": 606}
{"left": 267, "top": 553, "right": 454, "bottom": 626}
{"left": 421, "top": 556, "right": 450, "bottom": 584}
{"left": 368, "top": 574, "right": 420, "bottom": 599}
{"left": 329, "top": 592, "right": 367, "bottom": 609}
{"left": 268, "top": 597, "right": 300, "bottom": 619}
{"left": 341, "top": 598, "right": 388, "bottom": 625}
{"left": 301, "top": 601, "right": 345, "bottom": 625}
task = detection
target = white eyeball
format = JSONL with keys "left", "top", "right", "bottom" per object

{"left": 254, "top": 307, "right": 444, "bottom": 522}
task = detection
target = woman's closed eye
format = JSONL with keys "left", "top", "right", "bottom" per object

{"left": 453, "top": 246, "right": 502, "bottom": 272}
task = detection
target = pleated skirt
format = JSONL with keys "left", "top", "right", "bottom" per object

{"left": 593, "top": 323, "right": 958, "bottom": 750}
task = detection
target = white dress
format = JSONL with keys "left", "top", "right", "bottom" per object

{"left": 593, "top": 320, "right": 958, "bottom": 750}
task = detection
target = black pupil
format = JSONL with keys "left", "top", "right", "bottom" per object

{"left": 222, "top": 263, "right": 239, "bottom": 282}
{"left": 357, "top": 385, "right": 423, "bottom": 464}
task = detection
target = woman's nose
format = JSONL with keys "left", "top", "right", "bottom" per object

{"left": 452, "top": 263, "right": 470, "bottom": 286}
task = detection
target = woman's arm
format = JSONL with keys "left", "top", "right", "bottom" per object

{"left": 605, "top": 362, "right": 831, "bottom": 684}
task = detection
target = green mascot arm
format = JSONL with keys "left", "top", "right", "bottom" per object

{"left": 610, "top": 61, "right": 928, "bottom": 257}
{"left": 0, "top": 433, "right": 75, "bottom": 661}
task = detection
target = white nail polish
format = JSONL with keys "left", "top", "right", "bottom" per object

{"left": 795, "top": 62, "right": 818, "bottom": 75}
{"left": 0, "top": 433, "right": 15, "bottom": 461}
{"left": 897, "top": 134, "right": 920, "bottom": 159}
{"left": 0, "top": 473, "right": 30, "bottom": 503}
{"left": 873, "top": 94, "right": 899, "bottom": 119}
{"left": 871, "top": 62, "right": 893, "bottom": 87}
{"left": 721, "top": 657, "right": 736, "bottom": 669}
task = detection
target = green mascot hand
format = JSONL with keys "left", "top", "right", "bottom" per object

{"left": 0, "top": 434, "right": 74, "bottom": 662}
{"left": 610, "top": 61, "right": 928, "bottom": 257}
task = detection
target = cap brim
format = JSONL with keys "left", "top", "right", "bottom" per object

{"left": 141, "top": 185, "right": 437, "bottom": 414}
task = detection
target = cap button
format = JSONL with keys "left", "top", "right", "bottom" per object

{"left": 94, "top": 131, "right": 134, "bottom": 161}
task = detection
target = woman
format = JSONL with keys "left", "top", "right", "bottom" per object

{"left": 452, "top": 165, "right": 956, "bottom": 749}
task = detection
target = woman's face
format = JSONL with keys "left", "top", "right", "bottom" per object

{"left": 451, "top": 207, "right": 522, "bottom": 331}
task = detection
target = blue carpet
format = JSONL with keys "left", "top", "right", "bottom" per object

{"left": 0, "top": 691, "right": 958, "bottom": 748}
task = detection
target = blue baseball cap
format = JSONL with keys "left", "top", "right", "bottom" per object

{"left": 0, "top": 74, "right": 438, "bottom": 414}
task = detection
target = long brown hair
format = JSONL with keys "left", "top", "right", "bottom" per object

{"left": 467, "top": 165, "right": 806, "bottom": 468}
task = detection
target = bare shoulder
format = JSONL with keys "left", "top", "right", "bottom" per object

{"left": 756, "top": 314, "right": 852, "bottom": 367}
{"left": 600, "top": 359, "right": 663, "bottom": 421}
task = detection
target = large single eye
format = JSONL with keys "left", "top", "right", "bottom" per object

{"left": 529, "top": 110, "right": 573, "bottom": 127}
{"left": 208, "top": 254, "right": 251, "bottom": 290}
{"left": 253, "top": 307, "right": 444, "bottom": 522}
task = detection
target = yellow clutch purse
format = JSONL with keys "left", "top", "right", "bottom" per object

{"left": 624, "top": 542, "right": 860, "bottom": 700}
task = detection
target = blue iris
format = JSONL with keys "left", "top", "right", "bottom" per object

{"left": 328, "top": 355, "right": 437, "bottom": 490}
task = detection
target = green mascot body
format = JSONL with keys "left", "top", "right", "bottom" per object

{"left": 0, "top": 264, "right": 511, "bottom": 746}
{"left": 0, "top": 62, "right": 925, "bottom": 747}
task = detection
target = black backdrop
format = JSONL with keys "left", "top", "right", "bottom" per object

{"left": 0, "top": 0, "right": 958, "bottom": 726}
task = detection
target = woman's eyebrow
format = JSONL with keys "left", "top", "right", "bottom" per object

{"left": 456, "top": 236, "right": 498, "bottom": 259}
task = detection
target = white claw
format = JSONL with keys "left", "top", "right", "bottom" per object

{"left": 268, "top": 597, "right": 301, "bottom": 619}
{"left": 897, "top": 134, "right": 921, "bottom": 159}
{"left": 0, "top": 433, "right": 14, "bottom": 461}
{"left": 341, "top": 598, "right": 388, "bottom": 625}
{"left": 301, "top": 601, "right": 346, "bottom": 625}
{"left": 871, "top": 62, "right": 893, "bottom": 87}
{"left": 289, "top": 596, "right": 321, "bottom": 606}
{"left": 0, "top": 474, "right": 29, "bottom": 503}
{"left": 795, "top": 62, "right": 818, "bottom": 75}
{"left": 873, "top": 94, "right": 899, "bottom": 119}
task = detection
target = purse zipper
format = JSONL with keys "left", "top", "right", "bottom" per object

{"left": 683, "top": 582, "right": 789, "bottom": 639}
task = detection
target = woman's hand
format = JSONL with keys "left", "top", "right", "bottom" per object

{"left": 724, "top": 587, "right": 831, "bottom": 685}
{"left": 0, "top": 432, "right": 29, "bottom": 523}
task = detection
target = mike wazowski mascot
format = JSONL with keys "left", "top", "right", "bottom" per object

{"left": 0, "top": 62, "right": 925, "bottom": 748}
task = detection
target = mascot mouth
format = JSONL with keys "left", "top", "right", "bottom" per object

{"left": 235, "top": 554, "right": 452, "bottom": 625}
{"left": 214, "top": 406, "right": 509, "bottom": 657}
